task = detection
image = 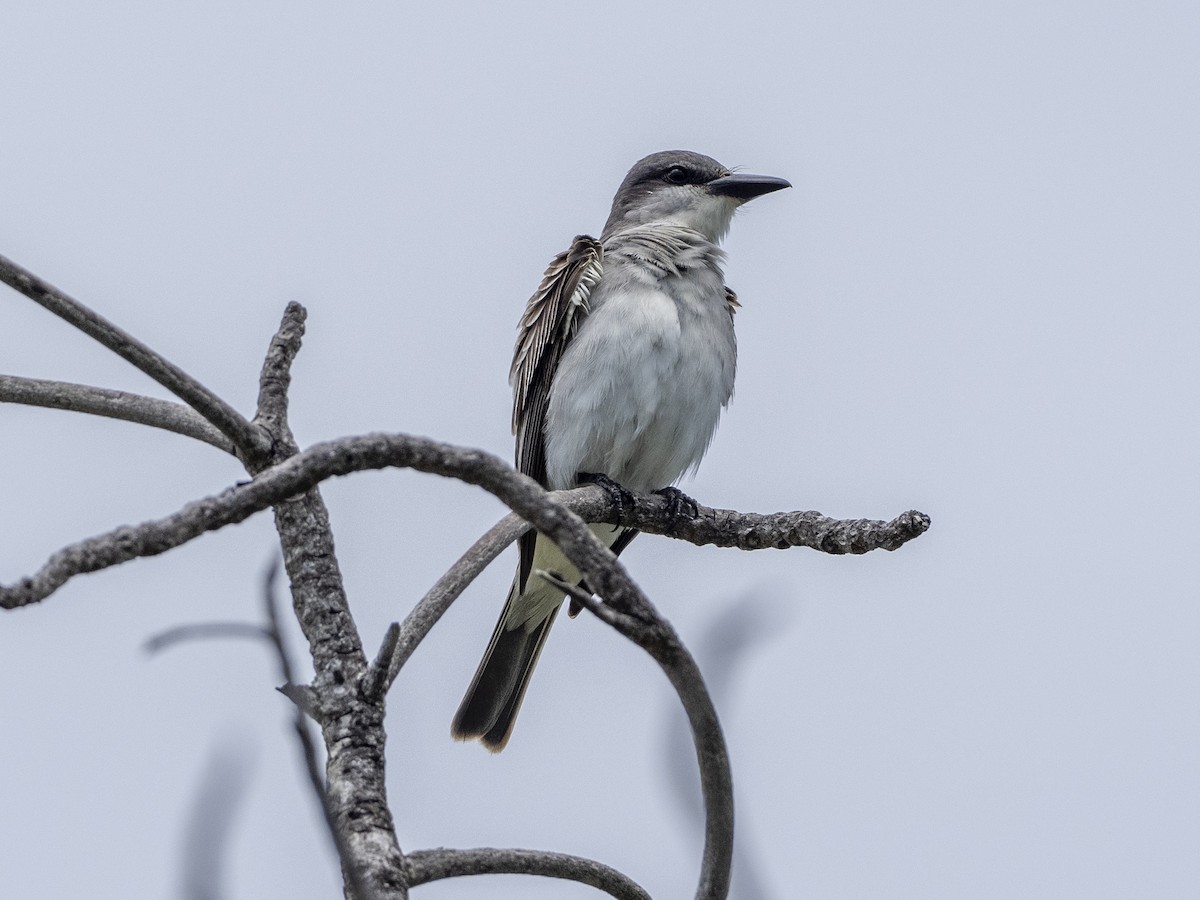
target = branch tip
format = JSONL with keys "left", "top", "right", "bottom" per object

{"left": 363, "top": 623, "right": 401, "bottom": 701}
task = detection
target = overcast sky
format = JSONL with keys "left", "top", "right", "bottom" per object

{"left": 2, "top": 2, "right": 1198, "bottom": 898}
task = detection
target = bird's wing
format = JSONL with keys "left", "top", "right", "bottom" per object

{"left": 724, "top": 285, "right": 740, "bottom": 320}
{"left": 511, "top": 235, "right": 603, "bottom": 481}
{"left": 510, "top": 235, "right": 604, "bottom": 590}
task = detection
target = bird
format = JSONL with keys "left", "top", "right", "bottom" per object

{"left": 451, "top": 150, "right": 790, "bottom": 751}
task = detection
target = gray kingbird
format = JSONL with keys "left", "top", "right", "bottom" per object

{"left": 452, "top": 150, "right": 790, "bottom": 750}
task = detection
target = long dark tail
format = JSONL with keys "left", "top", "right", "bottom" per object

{"left": 452, "top": 525, "right": 638, "bottom": 751}
{"left": 451, "top": 581, "right": 560, "bottom": 752}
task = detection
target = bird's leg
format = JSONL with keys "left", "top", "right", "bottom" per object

{"left": 577, "top": 472, "right": 636, "bottom": 525}
{"left": 653, "top": 486, "right": 700, "bottom": 531}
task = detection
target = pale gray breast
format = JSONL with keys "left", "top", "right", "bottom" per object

{"left": 542, "top": 227, "right": 736, "bottom": 493}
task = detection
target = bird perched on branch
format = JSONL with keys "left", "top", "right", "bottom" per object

{"left": 452, "top": 150, "right": 790, "bottom": 750}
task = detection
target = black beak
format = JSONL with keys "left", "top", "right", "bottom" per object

{"left": 707, "top": 173, "right": 792, "bottom": 201}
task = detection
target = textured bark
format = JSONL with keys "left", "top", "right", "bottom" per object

{"left": 250, "top": 304, "right": 406, "bottom": 900}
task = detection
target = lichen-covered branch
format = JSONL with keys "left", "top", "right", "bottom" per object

{"left": 405, "top": 847, "right": 651, "bottom": 900}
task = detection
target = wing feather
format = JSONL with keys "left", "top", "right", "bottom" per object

{"left": 510, "top": 235, "right": 603, "bottom": 484}
{"left": 724, "top": 285, "right": 740, "bottom": 321}
{"left": 509, "top": 235, "right": 603, "bottom": 592}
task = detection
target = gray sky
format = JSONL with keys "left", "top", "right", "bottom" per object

{"left": 2, "top": 1, "right": 1198, "bottom": 898}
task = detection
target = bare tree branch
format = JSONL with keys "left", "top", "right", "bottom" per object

{"left": 0, "top": 252, "right": 270, "bottom": 461}
{"left": 248, "top": 306, "right": 407, "bottom": 900}
{"left": 144, "top": 622, "right": 270, "bottom": 654}
{"left": 362, "top": 495, "right": 928, "bottom": 698}
{"left": 539, "top": 572, "right": 733, "bottom": 900}
{"left": 563, "top": 490, "right": 932, "bottom": 555}
{"left": 0, "top": 374, "right": 236, "bottom": 453}
{"left": 0, "top": 436, "right": 928, "bottom": 612}
{"left": 370, "top": 497, "right": 930, "bottom": 694}
{"left": 3, "top": 260, "right": 934, "bottom": 899}
{"left": 4, "top": 418, "right": 749, "bottom": 891}
{"left": 180, "top": 741, "right": 255, "bottom": 900}
{"left": 0, "top": 427, "right": 797, "bottom": 894}
{"left": 405, "top": 848, "right": 651, "bottom": 900}
{"left": 252, "top": 301, "right": 306, "bottom": 460}
{"left": 370, "top": 512, "right": 528, "bottom": 698}
{"left": 362, "top": 622, "right": 401, "bottom": 701}
{"left": 2, "top": 283, "right": 929, "bottom": 898}
{"left": 260, "top": 560, "right": 378, "bottom": 900}
{"left": 663, "top": 592, "right": 793, "bottom": 899}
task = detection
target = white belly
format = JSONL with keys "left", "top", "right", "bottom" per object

{"left": 543, "top": 278, "right": 736, "bottom": 493}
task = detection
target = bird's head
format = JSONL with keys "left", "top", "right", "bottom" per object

{"left": 601, "top": 150, "right": 790, "bottom": 242}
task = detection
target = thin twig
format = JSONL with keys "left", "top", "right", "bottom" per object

{"left": 0, "top": 252, "right": 270, "bottom": 461}
{"left": 362, "top": 623, "right": 401, "bottom": 701}
{"left": 375, "top": 512, "right": 528, "bottom": 695}
{"left": 0, "top": 374, "right": 236, "bottom": 453}
{"left": 276, "top": 683, "right": 320, "bottom": 720}
{"left": 143, "top": 621, "right": 270, "bottom": 655}
{"left": 180, "top": 741, "right": 255, "bottom": 900}
{"left": 536, "top": 570, "right": 628, "bottom": 628}
{"left": 405, "top": 847, "right": 651, "bottom": 900}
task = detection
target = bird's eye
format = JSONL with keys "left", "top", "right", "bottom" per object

{"left": 663, "top": 166, "right": 690, "bottom": 185}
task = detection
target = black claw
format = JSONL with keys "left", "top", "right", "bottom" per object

{"left": 578, "top": 472, "right": 636, "bottom": 524}
{"left": 653, "top": 486, "right": 700, "bottom": 530}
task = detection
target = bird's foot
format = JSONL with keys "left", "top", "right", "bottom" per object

{"left": 578, "top": 472, "right": 636, "bottom": 524}
{"left": 653, "top": 486, "right": 700, "bottom": 531}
